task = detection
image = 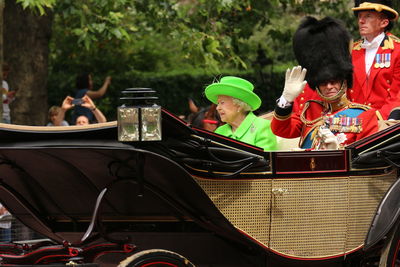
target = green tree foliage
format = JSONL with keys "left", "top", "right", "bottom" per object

{"left": 45, "top": 0, "right": 400, "bottom": 119}
{"left": 48, "top": 0, "right": 366, "bottom": 77}
{"left": 15, "top": 0, "right": 55, "bottom": 15}
{"left": 50, "top": 0, "right": 272, "bottom": 74}
{"left": 10, "top": 0, "right": 400, "bottom": 123}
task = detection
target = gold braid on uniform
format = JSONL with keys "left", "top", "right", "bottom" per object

{"left": 273, "top": 111, "right": 291, "bottom": 121}
{"left": 353, "top": 39, "right": 363, "bottom": 51}
{"left": 300, "top": 100, "right": 325, "bottom": 125}
{"left": 382, "top": 34, "right": 400, "bottom": 50}
{"left": 389, "top": 34, "right": 400, "bottom": 42}
{"left": 326, "top": 94, "right": 350, "bottom": 112}
{"left": 347, "top": 103, "right": 371, "bottom": 111}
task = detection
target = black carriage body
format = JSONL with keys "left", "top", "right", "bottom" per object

{"left": 0, "top": 110, "right": 399, "bottom": 266}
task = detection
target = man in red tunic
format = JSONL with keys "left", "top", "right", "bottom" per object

{"left": 271, "top": 17, "right": 379, "bottom": 150}
{"left": 294, "top": 0, "right": 400, "bottom": 120}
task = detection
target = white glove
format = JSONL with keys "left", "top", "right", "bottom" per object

{"left": 282, "top": 66, "right": 307, "bottom": 102}
{"left": 318, "top": 128, "right": 339, "bottom": 150}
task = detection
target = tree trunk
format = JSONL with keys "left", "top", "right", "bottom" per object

{"left": 4, "top": 0, "right": 53, "bottom": 125}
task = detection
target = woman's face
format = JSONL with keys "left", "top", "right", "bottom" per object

{"left": 318, "top": 80, "right": 342, "bottom": 98}
{"left": 216, "top": 95, "right": 240, "bottom": 124}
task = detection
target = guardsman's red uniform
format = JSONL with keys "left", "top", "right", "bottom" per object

{"left": 272, "top": 99, "right": 379, "bottom": 149}
{"left": 351, "top": 33, "right": 400, "bottom": 119}
{"left": 292, "top": 84, "right": 320, "bottom": 114}
{"left": 293, "top": 33, "right": 400, "bottom": 119}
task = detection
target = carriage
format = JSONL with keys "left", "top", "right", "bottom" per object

{"left": 0, "top": 103, "right": 400, "bottom": 266}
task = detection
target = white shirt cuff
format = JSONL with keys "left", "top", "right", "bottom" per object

{"left": 277, "top": 96, "right": 292, "bottom": 108}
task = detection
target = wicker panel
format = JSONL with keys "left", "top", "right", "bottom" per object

{"left": 345, "top": 171, "right": 397, "bottom": 251}
{"left": 270, "top": 177, "right": 349, "bottom": 258}
{"left": 194, "top": 170, "right": 396, "bottom": 259}
{"left": 195, "top": 178, "right": 272, "bottom": 245}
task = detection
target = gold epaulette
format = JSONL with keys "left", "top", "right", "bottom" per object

{"left": 382, "top": 34, "right": 400, "bottom": 50}
{"left": 382, "top": 38, "right": 395, "bottom": 50}
{"left": 389, "top": 34, "right": 400, "bottom": 43}
{"left": 348, "top": 102, "right": 371, "bottom": 111}
{"left": 353, "top": 39, "right": 363, "bottom": 51}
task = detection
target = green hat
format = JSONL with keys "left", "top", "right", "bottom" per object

{"left": 205, "top": 76, "right": 261, "bottom": 111}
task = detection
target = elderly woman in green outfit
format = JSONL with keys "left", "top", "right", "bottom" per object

{"left": 205, "top": 76, "right": 277, "bottom": 151}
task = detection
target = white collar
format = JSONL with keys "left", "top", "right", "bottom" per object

{"left": 362, "top": 32, "right": 385, "bottom": 49}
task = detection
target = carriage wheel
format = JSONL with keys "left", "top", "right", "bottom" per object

{"left": 378, "top": 223, "right": 400, "bottom": 267}
{"left": 118, "top": 249, "right": 195, "bottom": 267}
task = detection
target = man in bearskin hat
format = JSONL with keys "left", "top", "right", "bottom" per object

{"left": 293, "top": 0, "right": 400, "bottom": 121}
{"left": 271, "top": 16, "right": 379, "bottom": 150}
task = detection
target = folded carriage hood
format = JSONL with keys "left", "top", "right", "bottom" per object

{"left": 0, "top": 112, "right": 261, "bottom": 252}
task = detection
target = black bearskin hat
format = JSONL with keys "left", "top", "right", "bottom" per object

{"left": 353, "top": 0, "right": 398, "bottom": 21}
{"left": 293, "top": 16, "right": 353, "bottom": 90}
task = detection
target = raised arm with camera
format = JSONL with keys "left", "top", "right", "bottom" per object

{"left": 80, "top": 95, "right": 106, "bottom": 123}
{"left": 59, "top": 95, "right": 106, "bottom": 125}
{"left": 52, "top": 96, "right": 74, "bottom": 124}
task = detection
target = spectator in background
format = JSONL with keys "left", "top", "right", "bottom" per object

{"left": 47, "top": 106, "right": 69, "bottom": 126}
{"left": 0, "top": 204, "right": 11, "bottom": 242}
{"left": 76, "top": 115, "right": 92, "bottom": 126}
{"left": 73, "top": 73, "right": 111, "bottom": 123}
{"left": 2, "top": 63, "right": 15, "bottom": 124}
{"left": 71, "top": 95, "right": 106, "bottom": 124}
{"left": 46, "top": 95, "right": 107, "bottom": 127}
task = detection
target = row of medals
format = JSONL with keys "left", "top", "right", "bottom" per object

{"left": 374, "top": 53, "right": 391, "bottom": 68}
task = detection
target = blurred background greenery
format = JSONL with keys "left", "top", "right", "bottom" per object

{"left": 7, "top": 0, "right": 400, "bottom": 123}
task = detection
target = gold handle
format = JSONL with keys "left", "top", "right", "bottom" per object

{"left": 272, "top": 188, "right": 288, "bottom": 195}
{"left": 310, "top": 157, "right": 316, "bottom": 171}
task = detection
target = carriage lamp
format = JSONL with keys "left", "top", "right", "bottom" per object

{"left": 118, "top": 88, "right": 162, "bottom": 142}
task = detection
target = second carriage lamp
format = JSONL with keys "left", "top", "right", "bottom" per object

{"left": 118, "top": 88, "right": 162, "bottom": 142}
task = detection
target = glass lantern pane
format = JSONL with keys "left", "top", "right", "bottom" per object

{"left": 141, "top": 106, "right": 162, "bottom": 141}
{"left": 118, "top": 107, "right": 139, "bottom": 141}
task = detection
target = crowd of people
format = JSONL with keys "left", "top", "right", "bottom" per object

{"left": 0, "top": 65, "right": 111, "bottom": 127}
{"left": 47, "top": 94, "right": 107, "bottom": 126}
{"left": 46, "top": 73, "right": 111, "bottom": 126}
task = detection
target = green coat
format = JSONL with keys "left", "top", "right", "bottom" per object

{"left": 215, "top": 112, "right": 277, "bottom": 151}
